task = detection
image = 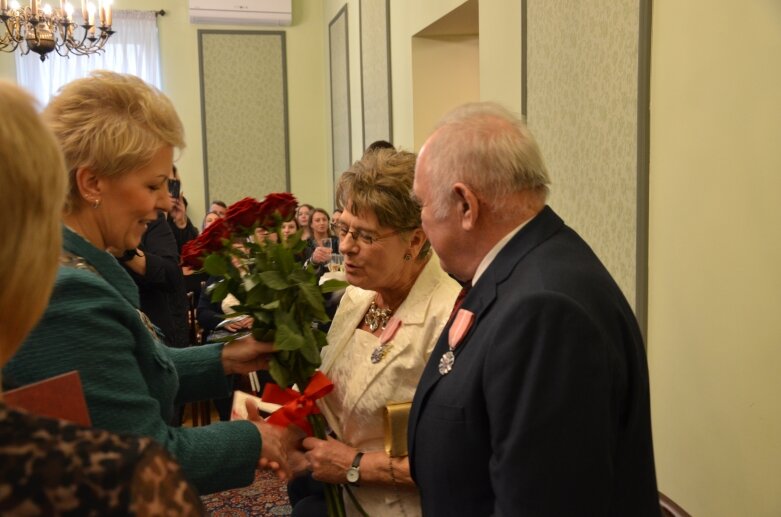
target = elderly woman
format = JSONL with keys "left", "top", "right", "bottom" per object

{"left": 3, "top": 71, "right": 288, "bottom": 495}
{"left": 0, "top": 82, "right": 204, "bottom": 514}
{"left": 296, "top": 149, "right": 460, "bottom": 516}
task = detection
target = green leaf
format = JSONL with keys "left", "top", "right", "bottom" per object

{"left": 275, "top": 323, "right": 306, "bottom": 351}
{"left": 298, "top": 282, "right": 329, "bottom": 322}
{"left": 313, "top": 328, "right": 329, "bottom": 351}
{"left": 272, "top": 242, "right": 295, "bottom": 276}
{"left": 203, "top": 253, "right": 229, "bottom": 276}
{"left": 210, "top": 280, "right": 229, "bottom": 302}
{"left": 259, "top": 270, "right": 290, "bottom": 290}
{"left": 300, "top": 326, "right": 323, "bottom": 366}
{"left": 320, "top": 279, "right": 349, "bottom": 293}
{"left": 268, "top": 357, "right": 291, "bottom": 388}
{"left": 252, "top": 310, "right": 274, "bottom": 325}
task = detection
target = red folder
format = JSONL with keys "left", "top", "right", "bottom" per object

{"left": 4, "top": 370, "right": 91, "bottom": 426}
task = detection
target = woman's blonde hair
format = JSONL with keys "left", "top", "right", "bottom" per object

{"left": 336, "top": 149, "right": 430, "bottom": 258}
{"left": 0, "top": 82, "right": 67, "bottom": 362}
{"left": 43, "top": 70, "right": 185, "bottom": 212}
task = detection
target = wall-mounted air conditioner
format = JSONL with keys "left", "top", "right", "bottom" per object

{"left": 189, "top": 0, "right": 292, "bottom": 26}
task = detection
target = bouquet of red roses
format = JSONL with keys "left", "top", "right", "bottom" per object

{"left": 182, "top": 193, "right": 346, "bottom": 386}
{"left": 182, "top": 193, "right": 348, "bottom": 516}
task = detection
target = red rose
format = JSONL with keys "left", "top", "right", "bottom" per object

{"left": 225, "top": 197, "right": 264, "bottom": 230}
{"left": 181, "top": 239, "right": 207, "bottom": 269}
{"left": 198, "top": 217, "right": 231, "bottom": 251}
{"left": 259, "top": 193, "right": 298, "bottom": 227}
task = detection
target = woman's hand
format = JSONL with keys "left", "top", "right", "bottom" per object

{"left": 311, "top": 246, "right": 332, "bottom": 265}
{"left": 223, "top": 315, "right": 254, "bottom": 332}
{"left": 221, "top": 334, "right": 274, "bottom": 375}
{"left": 282, "top": 425, "right": 310, "bottom": 477}
{"left": 302, "top": 436, "right": 357, "bottom": 484}
{"left": 245, "top": 400, "right": 291, "bottom": 481}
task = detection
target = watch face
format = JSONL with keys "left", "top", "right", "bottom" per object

{"left": 346, "top": 467, "right": 360, "bottom": 484}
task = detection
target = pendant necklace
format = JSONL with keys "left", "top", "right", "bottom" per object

{"left": 364, "top": 299, "right": 392, "bottom": 332}
{"left": 365, "top": 299, "right": 394, "bottom": 363}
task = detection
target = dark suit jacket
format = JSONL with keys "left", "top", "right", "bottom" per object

{"left": 122, "top": 212, "right": 190, "bottom": 348}
{"left": 408, "top": 206, "right": 659, "bottom": 516}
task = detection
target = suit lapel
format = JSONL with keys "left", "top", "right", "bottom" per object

{"left": 409, "top": 207, "right": 565, "bottom": 460}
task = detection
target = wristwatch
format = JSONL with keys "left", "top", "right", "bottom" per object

{"left": 346, "top": 451, "right": 364, "bottom": 486}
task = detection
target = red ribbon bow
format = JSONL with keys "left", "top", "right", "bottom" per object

{"left": 261, "top": 371, "right": 334, "bottom": 435}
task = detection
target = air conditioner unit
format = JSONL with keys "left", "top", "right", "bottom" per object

{"left": 189, "top": 0, "right": 292, "bottom": 26}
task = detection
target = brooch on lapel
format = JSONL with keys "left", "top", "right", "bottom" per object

{"left": 371, "top": 317, "right": 402, "bottom": 364}
{"left": 439, "top": 309, "right": 474, "bottom": 375}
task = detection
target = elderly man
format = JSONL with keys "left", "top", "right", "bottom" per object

{"left": 409, "top": 102, "right": 659, "bottom": 516}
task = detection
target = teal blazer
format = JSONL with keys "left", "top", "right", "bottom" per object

{"left": 5, "top": 227, "right": 260, "bottom": 494}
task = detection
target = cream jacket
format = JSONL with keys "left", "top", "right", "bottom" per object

{"left": 319, "top": 256, "right": 460, "bottom": 517}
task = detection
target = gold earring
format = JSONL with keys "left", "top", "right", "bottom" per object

{"left": 404, "top": 253, "right": 412, "bottom": 261}
{"left": 92, "top": 198, "right": 101, "bottom": 209}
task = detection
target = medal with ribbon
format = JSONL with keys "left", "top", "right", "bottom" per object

{"left": 261, "top": 370, "right": 334, "bottom": 435}
{"left": 439, "top": 308, "right": 475, "bottom": 375}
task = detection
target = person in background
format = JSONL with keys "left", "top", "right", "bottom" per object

{"left": 182, "top": 211, "right": 223, "bottom": 318}
{"left": 3, "top": 71, "right": 290, "bottom": 495}
{"left": 305, "top": 208, "right": 339, "bottom": 275}
{"left": 0, "top": 80, "right": 204, "bottom": 515}
{"left": 210, "top": 200, "right": 227, "bottom": 218}
{"left": 296, "top": 203, "right": 313, "bottom": 241}
{"left": 202, "top": 211, "right": 221, "bottom": 230}
{"left": 167, "top": 165, "right": 199, "bottom": 254}
{"left": 121, "top": 208, "right": 190, "bottom": 350}
{"left": 408, "top": 102, "right": 659, "bottom": 515}
{"left": 288, "top": 149, "right": 460, "bottom": 516}
{"left": 281, "top": 218, "right": 299, "bottom": 241}
{"left": 364, "top": 140, "right": 395, "bottom": 154}
{"left": 330, "top": 208, "right": 342, "bottom": 234}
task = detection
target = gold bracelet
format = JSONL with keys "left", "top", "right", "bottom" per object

{"left": 388, "top": 455, "right": 408, "bottom": 517}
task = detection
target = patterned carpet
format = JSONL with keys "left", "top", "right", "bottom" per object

{"left": 201, "top": 470, "right": 292, "bottom": 516}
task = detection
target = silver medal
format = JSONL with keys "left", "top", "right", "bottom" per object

{"left": 438, "top": 350, "right": 455, "bottom": 375}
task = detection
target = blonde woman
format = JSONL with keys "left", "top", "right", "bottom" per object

{"left": 0, "top": 81, "right": 204, "bottom": 514}
{"left": 3, "top": 72, "right": 289, "bottom": 495}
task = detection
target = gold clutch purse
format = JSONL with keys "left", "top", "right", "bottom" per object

{"left": 383, "top": 401, "right": 412, "bottom": 457}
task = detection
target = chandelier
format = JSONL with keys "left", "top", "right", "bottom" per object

{"left": 0, "top": 0, "right": 115, "bottom": 61}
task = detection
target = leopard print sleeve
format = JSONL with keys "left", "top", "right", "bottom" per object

{"left": 129, "top": 442, "right": 205, "bottom": 516}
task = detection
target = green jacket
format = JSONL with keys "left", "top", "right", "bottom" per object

{"left": 5, "top": 227, "right": 260, "bottom": 494}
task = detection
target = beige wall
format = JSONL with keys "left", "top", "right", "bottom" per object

{"left": 411, "top": 35, "right": 479, "bottom": 150}
{"left": 0, "top": 0, "right": 329, "bottom": 224}
{"left": 648, "top": 1, "right": 781, "bottom": 515}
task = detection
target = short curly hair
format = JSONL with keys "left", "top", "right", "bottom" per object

{"left": 43, "top": 71, "right": 185, "bottom": 212}
{"left": 336, "top": 148, "right": 430, "bottom": 258}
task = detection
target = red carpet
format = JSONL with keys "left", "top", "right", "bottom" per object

{"left": 201, "top": 470, "right": 292, "bottom": 516}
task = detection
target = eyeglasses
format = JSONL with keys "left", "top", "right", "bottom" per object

{"left": 336, "top": 224, "right": 404, "bottom": 246}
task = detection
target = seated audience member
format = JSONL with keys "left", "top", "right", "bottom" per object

{"left": 296, "top": 203, "right": 314, "bottom": 241}
{"left": 210, "top": 200, "right": 227, "bottom": 218}
{"left": 3, "top": 71, "right": 289, "bottom": 495}
{"left": 305, "top": 208, "right": 339, "bottom": 275}
{"left": 202, "top": 211, "right": 221, "bottom": 230}
{"left": 167, "top": 165, "right": 199, "bottom": 253}
{"left": 181, "top": 211, "right": 223, "bottom": 305}
{"left": 0, "top": 81, "right": 204, "bottom": 515}
{"left": 330, "top": 208, "right": 342, "bottom": 232}
{"left": 288, "top": 149, "right": 460, "bottom": 516}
